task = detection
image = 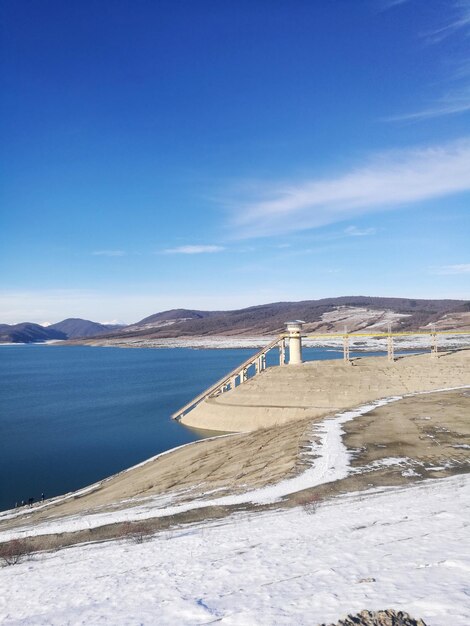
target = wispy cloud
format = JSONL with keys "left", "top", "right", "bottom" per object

{"left": 163, "top": 245, "right": 225, "bottom": 254}
{"left": 378, "top": 0, "right": 410, "bottom": 11}
{"left": 425, "top": 0, "right": 470, "bottom": 44}
{"left": 385, "top": 89, "right": 470, "bottom": 122}
{"left": 385, "top": 2, "right": 470, "bottom": 121}
{"left": 433, "top": 263, "right": 470, "bottom": 275}
{"left": 0, "top": 288, "right": 283, "bottom": 325}
{"left": 453, "top": 58, "right": 470, "bottom": 80}
{"left": 229, "top": 138, "right": 470, "bottom": 238}
{"left": 92, "top": 250, "right": 126, "bottom": 257}
{"left": 344, "top": 226, "right": 377, "bottom": 237}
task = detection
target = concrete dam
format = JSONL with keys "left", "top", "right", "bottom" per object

{"left": 174, "top": 322, "right": 470, "bottom": 432}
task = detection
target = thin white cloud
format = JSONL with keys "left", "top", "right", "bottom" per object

{"left": 434, "top": 263, "right": 470, "bottom": 275}
{"left": 163, "top": 245, "right": 225, "bottom": 254}
{"left": 0, "top": 288, "right": 282, "bottom": 325}
{"left": 344, "top": 226, "right": 377, "bottom": 237}
{"left": 424, "top": 1, "right": 470, "bottom": 44}
{"left": 385, "top": 2, "right": 470, "bottom": 121}
{"left": 378, "top": 0, "right": 410, "bottom": 11}
{"left": 385, "top": 90, "right": 470, "bottom": 122}
{"left": 92, "top": 250, "right": 126, "bottom": 257}
{"left": 229, "top": 138, "right": 470, "bottom": 238}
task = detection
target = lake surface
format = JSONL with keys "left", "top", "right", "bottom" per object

{"left": 0, "top": 344, "right": 384, "bottom": 512}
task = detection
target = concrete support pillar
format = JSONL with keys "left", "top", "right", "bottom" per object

{"left": 279, "top": 339, "right": 286, "bottom": 366}
{"left": 343, "top": 334, "right": 350, "bottom": 363}
{"left": 286, "top": 321, "right": 304, "bottom": 365}
{"left": 387, "top": 335, "right": 394, "bottom": 362}
{"left": 230, "top": 376, "right": 237, "bottom": 390}
{"left": 240, "top": 368, "right": 247, "bottom": 383}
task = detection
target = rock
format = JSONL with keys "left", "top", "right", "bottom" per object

{"left": 319, "top": 608, "right": 427, "bottom": 626}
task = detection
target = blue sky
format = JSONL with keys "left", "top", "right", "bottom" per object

{"left": 1, "top": 0, "right": 469, "bottom": 324}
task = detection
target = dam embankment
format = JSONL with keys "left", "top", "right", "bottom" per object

{"left": 180, "top": 350, "right": 470, "bottom": 432}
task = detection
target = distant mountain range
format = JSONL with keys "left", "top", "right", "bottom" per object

{"left": 0, "top": 323, "right": 68, "bottom": 344}
{"left": 2, "top": 297, "right": 468, "bottom": 344}
{"left": 0, "top": 318, "right": 124, "bottom": 344}
{"left": 49, "top": 318, "right": 124, "bottom": 339}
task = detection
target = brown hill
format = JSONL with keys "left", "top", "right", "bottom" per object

{"left": 80, "top": 296, "right": 470, "bottom": 343}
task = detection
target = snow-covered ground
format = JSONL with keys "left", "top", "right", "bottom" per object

{"left": 1, "top": 387, "right": 469, "bottom": 624}
{"left": 1, "top": 474, "right": 469, "bottom": 625}
{"left": 312, "top": 306, "right": 410, "bottom": 332}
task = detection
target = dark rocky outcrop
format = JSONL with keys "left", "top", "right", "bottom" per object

{"left": 320, "top": 609, "right": 427, "bottom": 626}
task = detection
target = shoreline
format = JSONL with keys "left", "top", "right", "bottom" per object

{"left": 0, "top": 349, "right": 468, "bottom": 555}
{"left": 1, "top": 382, "right": 469, "bottom": 545}
{"left": 1, "top": 332, "right": 469, "bottom": 351}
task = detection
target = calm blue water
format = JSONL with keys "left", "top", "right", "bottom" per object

{"left": 0, "top": 344, "right": 385, "bottom": 512}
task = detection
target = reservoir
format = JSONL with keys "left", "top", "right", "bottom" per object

{"left": 0, "top": 343, "right": 380, "bottom": 512}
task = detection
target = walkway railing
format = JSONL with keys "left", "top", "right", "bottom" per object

{"left": 172, "top": 335, "right": 286, "bottom": 421}
{"left": 306, "top": 330, "right": 470, "bottom": 363}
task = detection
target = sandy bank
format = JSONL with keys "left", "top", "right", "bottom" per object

{"left": 1, "top": 384, "right": 469, "bottom": 547}
{"left": 0, "top": 417, "right": 312, "bottom": 534}
{"left": 181, "top": 349, "right": 470, "bottom": 431}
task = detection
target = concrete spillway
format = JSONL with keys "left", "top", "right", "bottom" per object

{"left": 180, "top": 350, "right": 470, "bottom": 432}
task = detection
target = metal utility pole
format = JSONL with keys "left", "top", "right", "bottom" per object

{"left": 431, "top": 324, "right": 438, "bottom": 358}
{"left": 343, "top": 326, "right": 350, "bottom": 363}
{"left": 387, "top": 322, "right": 394, "bottom": 362}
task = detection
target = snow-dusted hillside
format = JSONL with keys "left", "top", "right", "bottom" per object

{"left": 0, "top": 474, "right": 469, "bottom": 625}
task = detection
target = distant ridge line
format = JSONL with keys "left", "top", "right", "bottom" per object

{"left": 1, "top": 296, "right": 469, "bottom": 344}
